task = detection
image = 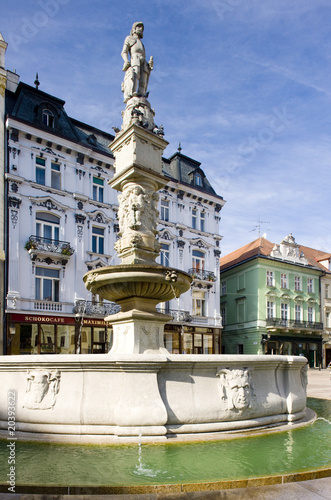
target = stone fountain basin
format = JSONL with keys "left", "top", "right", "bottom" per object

{"left": 83, "top": 264, "right": 192, "bottom": 312}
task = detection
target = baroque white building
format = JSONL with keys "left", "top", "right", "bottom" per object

{"left": 1, "top": 36, "right": 225, "bottom": 355}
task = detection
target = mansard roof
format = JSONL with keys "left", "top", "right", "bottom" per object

{"left": 5, "top": 82, "right": 114, "bottom": 157}
{"left": 162, "top": 151, "right": 222, "bottom": 199}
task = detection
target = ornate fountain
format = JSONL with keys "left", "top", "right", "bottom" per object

{"left": 0, "top": 23, "right": 309, "bottom": 443}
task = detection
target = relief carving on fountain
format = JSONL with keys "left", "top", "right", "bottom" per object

{"left": 23, "top": 370, "right": 61, "bottom": 410}
{"left": 217, "top": 368, "right": 255, "bottom": 412}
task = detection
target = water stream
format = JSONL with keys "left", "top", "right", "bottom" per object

{"left": 0, "top": 398, "right": 330, "bottom": 487}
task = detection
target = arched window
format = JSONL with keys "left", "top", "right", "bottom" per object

{"left": 42, "top": 109, "right": 54, "bottom": 127}
{"left": 36, "top": 212, "right": 60, "bottom": 242}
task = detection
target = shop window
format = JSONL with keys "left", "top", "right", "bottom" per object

{"left": 203, "top": 334, "right": 213, "bottom": 354}
{"left": 51, "top": 162, "right": 61, "bottom": 190}
{"left": 36, "top": 157, "right": 46, "bottom": 185}
{"left": 40, "top": 324, "right": 55, "bottom": 354}
{"left": 36, "top": 212, "right": 60, "bottom": 241}
{"left": 35, "top": 267, "right": 60, "bottom": 302}
{"left": 93, "top": 176, "right": 104, "bottom": 203}
{"left": 160, "top": 199, "right": 169, "bottom": 221}
{"left": 92, "top": 226, "right": 104, "bottom": 254}
{"left": 160, "top": 243, "right": 170, "bottom": 266}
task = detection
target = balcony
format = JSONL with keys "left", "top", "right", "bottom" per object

{"left": 266, "top": 318, "right": 323, "bottom": 331}
{"left": 25, "top": 235, "right": 75, "bottom": 259}
{"left": 188, "top": 269, "right": 217, "bottom": 282}
{"left": 73, "top": 300, "right": 120, "bottom": 317}
{"left": 157, "top": 308, "right": 192, "bottom": 322}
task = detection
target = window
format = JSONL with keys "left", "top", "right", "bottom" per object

{"left": 237, "top": 300, "right": 245, "bottom": 323}
{"left": 295, "top": 305, "right": 302, "bottom": 322}
{"left": 326, "top": 312, "right": 331, "bottom": 328}
{"left": 221, "top": 281, "right": 226, "bottom": 295}
{"left": 42, "top": 109, "right": 54, "bottom": 127}
{"left": 281, "top": 303, "right": 288, "bottom": 321}
{"left": 307, "top": 278, "right": 314, "bottom": 293}
{"left": 192, "top": 294, "right": 206, "bottom": 316}
{"left": 325, "top": 284, "right": 330, "bottom": 299}
{"left": 308, "top": 307, "right": 314, "bottom": 323}
{"left": 295, "top": 276, "right": 301, "bottom": 291}
{"left": 281, "top": 274, "right": 288, "bottom": 289}
{"left": 35, "top": 267, "right": 60, "bottom": 302}
{"left": 221, "top": 307, "right": 226, "bottom": 326}
{"left": 36, "top": 157, "right": 46, "bottom": 185}
{"left": 266, "top": 271, "right": 274, "bottom": 286}
{"left": 92, "top": 226, "right": 104, "bottom": 254}
{"left": 195, "top": 172, "right": 203, "bottom": 186}
{"left": 238, "top": 274, "right": 245, "bottom": 290}
{"left": 200, "top": 211, "right": 205, "bottom": 232}
{"left": 160, "top": 243, "right": 170, "bottom": 267}
{"left": 160, "top": 199, "right": 169, "bottom": 221}
{"left": 192, "top": 249, "right": 205, "bottom": 271}
{"left": 192, "top": 208, "right": 197, "bottom": 229}
{"left": 93, "top": 176, "right": 104, "bottom": 203}
{"left": 267, "top": 301, "right": 274, "bottom": 319}
{"left": 237, "top": 344, "right": 244, "bottom": 355}
{"left": 36, "top": 212, "right": 60, "bottom": 241}
{"left": 51, "top": 162, "right": 61, "bottom": 190}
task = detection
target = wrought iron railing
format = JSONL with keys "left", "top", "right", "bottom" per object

{"left": 73, "top": 300, "right": 120, "bottom": 317}
{"left": 25, "top": 235, "right": 75, "bottom": 256}
{"left": 266, "top": 318, "right": 323, "bottom": 330}
{"left": 188, "top": 268, "right": 217, "bottom": 282}
{"left": 157, "top": 308, "right": 192, "bottom": 322}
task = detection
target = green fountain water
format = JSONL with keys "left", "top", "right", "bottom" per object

{"left": 0, "top": 399, "right": 330, "bottom": 488}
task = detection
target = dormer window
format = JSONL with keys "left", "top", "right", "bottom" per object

{"left": 42, "top": 109, "right": 54, "bottom": 127}
{"left": 195, "top": 172, "right": 203, "bottom": 187}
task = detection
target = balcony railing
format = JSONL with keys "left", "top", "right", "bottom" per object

{"left": 73, "top": 300, "right": 120, "bottom": 317}
{"left": 266, "top": 318, "right": 323, "bottom": 330}
{"left": 157, "top": 308, "right": 192, "bottom": 322}
{"left": 25, "top": 235, "right": 75, "bottom": 256}
{"left": 34, "top": 300, "right": 62, "bottom": 312}
{"left": 188, "top": 269, "right": 217, "bottom": 282}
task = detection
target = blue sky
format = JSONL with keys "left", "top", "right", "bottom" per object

{"left": 2, "top": 0, "right": 331, "bottom": 255}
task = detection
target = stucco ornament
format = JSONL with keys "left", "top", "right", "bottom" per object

{"left": 121, "top": 22, "right": 153, "bottom": 102}
{"left": 217, "top": 368, "right": 254, "bottom": 411}
{"left": 23, "top": 370, "right": 61, "bottom": 410}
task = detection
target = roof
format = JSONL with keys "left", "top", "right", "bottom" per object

{"left": 220, "top": 238, "right": 274, "bottom": 271}
{"left": 220, "top": 237, "right": 330, "bottom": 273}
{"left": 5, "top": 82, "right": 114, "bottom": 157}
{"left": 162, "top": 151, "right": 223, "bottom": 199}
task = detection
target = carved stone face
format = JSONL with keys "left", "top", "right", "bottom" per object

{"left": 228, "top": 374, "right": 251, "bottom": 410}
{"left": 30, "top": 373, "right": 49, "bottom": 403}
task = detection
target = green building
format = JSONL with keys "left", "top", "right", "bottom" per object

{"left": 220, "top": 234, "right": 324, "bottom": 367}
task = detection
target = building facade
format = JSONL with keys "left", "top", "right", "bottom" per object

{"left": 2, "top": 37, "right": 225, "bottom": 355}
{"left": 220, "top": 235, "right": 327, "bottom": 367}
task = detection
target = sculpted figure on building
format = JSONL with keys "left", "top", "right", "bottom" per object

{"left": 121, "top": 22, "right": 154, "bottom": 103}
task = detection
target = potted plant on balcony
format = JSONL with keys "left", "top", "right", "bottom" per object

{"left": 61, "top": 245, "right": 74, "bottom": 256}
{"left": 24, "top": 239, "right": 37, "bottom": 251}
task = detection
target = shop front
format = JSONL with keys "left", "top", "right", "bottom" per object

{"left": 164, "top": 324, "right": 221, "bottom": 354}
{"left": 264, "top": 333, "right": 322, "bottom": 368}
{"left": 6, "top": 314, "right": 111, "bottom": 355}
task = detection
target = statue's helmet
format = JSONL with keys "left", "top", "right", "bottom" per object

{"left": 131, "top": 22, "right": 144, "bottom": 36}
